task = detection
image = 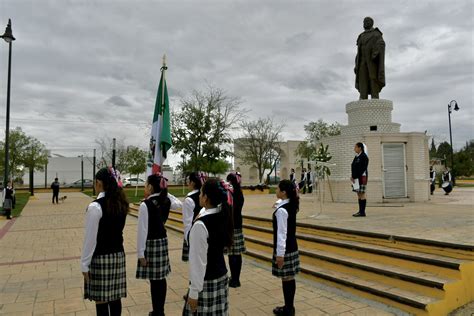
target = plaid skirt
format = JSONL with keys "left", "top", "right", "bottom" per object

{"left": 183, "top": 274, "right": 229, "bottom": 315}
{"left": 355, "top": 184, "right": 367, "bottom": 193}
{"left": 84, "top": 251, "right": 127, "bottom": 302}
{"left": 272, "top": 251, "right": 301, "bottom": 278}
{"left": 224, "top": 228, "right": 246, "bottom": 256}
{"left": 3, "top": 198, "right": 12, "bottom": 210}
{"left": 136, "top": 237, "right": 171, "bottom": 280}
{"left": 182, "top": 238, "right": 190, "bottom": 262}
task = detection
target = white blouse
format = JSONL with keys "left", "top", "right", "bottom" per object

{"left": 80, "top": 192, "right": 105, "bottom": 273}
{"left": 274, "top": 199, "right": 290, "bottom": 257}
{"left": 188, "top": 207, "right": 220, "bottom": 300}
{"left": 182, "top": 189, "right": 199, "bottom": 243}
{"left": 137, "top": 193, "right": 183, "bottom": 258}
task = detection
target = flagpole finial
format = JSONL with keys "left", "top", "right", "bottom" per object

{"left": 162, "top": 54, "right": 167, "bottom": 67}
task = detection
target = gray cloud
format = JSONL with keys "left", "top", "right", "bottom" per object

{"left": 0, "top": 0, "right": 471, "bottom": 167}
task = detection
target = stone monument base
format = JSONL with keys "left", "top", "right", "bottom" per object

{"left": 320, "top": 99, "right": 430, "bottom": 203}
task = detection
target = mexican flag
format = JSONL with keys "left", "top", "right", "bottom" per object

{"left": 147, "top": 58, "right": 172, "bottom": 175}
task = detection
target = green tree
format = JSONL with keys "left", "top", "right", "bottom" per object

{"left": 237, "top": 117, "right": 284, "bottom": 183}
{"left": 0, "top": 127, "right": 31, "bottom": 183}
{"left": 437, "top": 141, "right": 452, "bottom": 166}
{"left": 123, "top": 146, "right": 147, "bottom": 196}
{"left": 172, "top": 86, "right": 243, "bottom": 173}
{"left": 295, "top": 119, "right": 341, "bottom": 161}
{"left": 453, "top": 140, "right": 474, "bottom": 177}
{"left": 429, "top": 138, "right": 437, "bottom": 159}
{"left": 23, "top": 136, "right": 49, "bottom": 195}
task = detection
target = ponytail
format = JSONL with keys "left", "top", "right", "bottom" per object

{"left": 147, "top": 173, "right": 169, "bottom": 205}
{"left": 278, "top": 179, "right": 299, "bottom": 213}
{"left": 95, "top": 167, "right": 129, "bottom": 216}
{"left": 201, "top": 178, "right": 234, "bottom": 248}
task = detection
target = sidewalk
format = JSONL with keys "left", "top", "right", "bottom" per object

{"left": 0, "top": 192, "right": 398, "bottom": 315}
{"left": 242, "top": 187, "right": 474, "bottom": 246}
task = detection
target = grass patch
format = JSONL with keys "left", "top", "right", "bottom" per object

{"left": 11, "top": 192, "right": 30, "bottom": 217}
{"left": 456, "top": 183, "right": 474, "bottom": 188}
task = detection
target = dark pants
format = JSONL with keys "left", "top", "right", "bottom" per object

{"left": 358, "top": 63, "right": 380, "bottom": 99}
{"left": 52, "top": 191, "right": 59, "bottom": 204}
{"left": 307, "top": 181, "right": 313, "bottom": 193}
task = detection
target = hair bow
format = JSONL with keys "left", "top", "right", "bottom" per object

{"left": 198, "top": 172, "right": 207, "bottom": 185}
{"left": 156, "top": 172, "right": 168, "bottom": 189}
{"left": 108, "top": 166, "right": 123, "bottom": 188}
{"left": 219, "top": 180, "right": 233, "bottom": 206}
{"left": 234, "top": 172, "right": 242, "bottom": 184}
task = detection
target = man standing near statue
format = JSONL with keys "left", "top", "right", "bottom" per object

{"left": 354, "top": 17, "right": 385, "bottom": 100}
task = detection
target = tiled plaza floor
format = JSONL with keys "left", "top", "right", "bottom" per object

{"left": 0, "top": 192, "right": 400, "bottom": 315}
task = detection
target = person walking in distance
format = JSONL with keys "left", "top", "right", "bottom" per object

{"left": 51, "top": 177, "right": 60, "bottom": 204}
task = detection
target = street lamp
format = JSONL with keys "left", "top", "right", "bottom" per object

{"left": 1, "top": 19, "right": 15, "bottom": 191}
{"left": 447, "top": 100, "right": 460, "bottom": 179}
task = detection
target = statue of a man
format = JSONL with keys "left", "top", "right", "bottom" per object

{"left": 354, "top": 17, "right": 385, "bottom": 100}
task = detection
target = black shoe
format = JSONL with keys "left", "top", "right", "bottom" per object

{"left": 352, "top": 212, "right": 366, "bottom": 217}
{"left": 273, "top": 306, "right": 295, "bottom": 316}
{"left": 229, "top": 279, "right": 241, "bottom": 288}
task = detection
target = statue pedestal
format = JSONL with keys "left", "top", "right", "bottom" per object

{"left": 320, "top": 99, "right": 430, "bottom": 203}
{"left": 341, "top": 99, "right": 400, "bottom": 135}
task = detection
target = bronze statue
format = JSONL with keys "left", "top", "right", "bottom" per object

{"left": 354, "top": 17, "right": 385, "bottom": 100}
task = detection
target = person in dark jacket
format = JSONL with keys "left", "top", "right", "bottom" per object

{"left": 3, "top": 182, "right": 14, "bottom": 220}
{"left": 51, "top": 178, "right": 60, "bottom": 204}
{"left": 351, "top": 143, "right": 369, "bottom": 217}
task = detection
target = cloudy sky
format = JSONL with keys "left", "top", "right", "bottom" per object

{"left": 0, "top": 0, "right": 472, "bottom": 167}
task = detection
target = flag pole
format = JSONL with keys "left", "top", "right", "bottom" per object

{"left": 160, "top": 54, "right": 168, "bottom": 168}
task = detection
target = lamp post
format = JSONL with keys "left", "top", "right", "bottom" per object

{"left": 447, "top": 100, "right": 459, "bottom": 182}
{"left": 1, "top": 19, "right": 15, "bottom": 190}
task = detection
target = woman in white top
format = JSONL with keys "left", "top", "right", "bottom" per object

{"left": 81, "top": 167, "right": 128, "bottom": 315}
{"left": 136, "top": 173, "right": 182, "bottom": 316}
{"left": 181, "top": 172, "right": 206, "bottom": 262}
{"left": 184, "top": 178, "right": 233, "bottom": 315}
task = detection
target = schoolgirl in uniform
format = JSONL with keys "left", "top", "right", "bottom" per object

{"left": 182, "top": 172, "right": 206, "bottom": 262}
{"left": 81, "top": 167, "right": 128, "bottom": 316}
{"left": 351, "top": 142, "right": 369, "bottom": 217}
{"left": 289, "top": 169, "right": 296, "bottom": 184}
{"left": 136, "top": 173, "right": 182, "bottom": 316}
{"left": 225, "top": 172, "right": 246, "bottom": 288}
{"left": 185, "top": 178, "right": 233, "bottom": 315}
{"left": 272, "top": 179, "right": 300, "bottom": 316}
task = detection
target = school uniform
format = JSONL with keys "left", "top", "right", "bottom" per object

{"left": 181, "top": 190, "right": 201, "bottom": 262}
{"left": 306, "top": 171, "right": 313, "bottom": 194}
{"left": 289, "top": 172, "right": 295, "bottom": 184}
{"left": 136, "top": 193, "right": 182, "bottom": 280}
{"left": 430, "top": 170, "right": 436, "bottom": 194}
{"left": 299, "top": 172, "right": 306, "bottom": 193}
{"left": 81, "top": 192, "right": 127, "bottom": 302}
{"left": 272, "top": 199, "right": 300, "bottom": 278}
{"left": 225, "top": 189, "right": 246, "bottom": 256}
{"left": 3, "top": 187, "right": 14, "bottom": 219}
{"left": 351, "top": 152, "right": 369, "bottom": 193}
{"left": 185, "top": 207, "right": 229, "bottom": 315}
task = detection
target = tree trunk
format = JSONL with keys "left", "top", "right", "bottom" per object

{"left": 29, "top": 167, "right": 34, "bottom": 196}
{"left": 135, "top": 173, "right": 139, "bottom": 197}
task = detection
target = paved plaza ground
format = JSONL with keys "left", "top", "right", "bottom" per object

{"left": 243, "top": 187, "right": 474, "bottom": 246}
{"left": 0, "top": 189, "right": 472, "bottom": 315}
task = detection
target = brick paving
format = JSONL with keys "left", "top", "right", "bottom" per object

{"left": 0, "top": 192, "right": 400, "bottom": 315}
{"left": 243, "top": 187, "right": 474, "bottom": 246}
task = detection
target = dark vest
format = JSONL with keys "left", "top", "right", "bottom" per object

{"left": 195, "top": 213, "right": 227, "bottom": 280}
{"left": 189, "top": 191, "right": 201, "bottom": 221}
{"left": 430, "top": 171, "right": 435, "bottom": 181}
{"left": 144, "top": 195, "right": 171, "bottom": 240}
{"left": 93, "top": 197, "right": 127, "bottom": 256}
{"left": 232, "top": 190, "right": 244, "bottom": 229}
{"left": 272, "top": 203, "right": 298, "bottom": 254}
